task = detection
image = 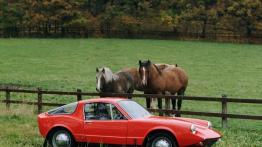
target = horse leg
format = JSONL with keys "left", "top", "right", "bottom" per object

{"left": 176, "top": 89, "right": 185, "bottom": 117}
{"left": 177, "top": 90, "right": 184, "bottom": 110}
{"left": 127, "top": 87, "right": 134, "bottom": 99}
{"left": 158, "top": 98, "right": 163, "bottom": 116}
{"left": 157, "top": 92, "right": 163, "bottom": 116}
{"left": 170, "top": 92, "right": 176, "bottom": 116}
{"left": 171, "top": 93, "right": 176, "bottom": 110}
{"left": 144, "top": 91, "right": 151, "bottom": 109}
{"left": 146, "top": 97, "right": 151, "bottom": 109}
{"left": 157, "top": 98, "right": 162, "bottom": 109}
{"left": 164, "top": 92, "right": 171, "bottom": 116}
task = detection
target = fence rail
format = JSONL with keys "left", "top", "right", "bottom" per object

{"left": 0, "top": 87, "right": 262, "bottom": 128}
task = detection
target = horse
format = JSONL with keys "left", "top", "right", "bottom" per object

{"left": 96, "top": 67, "right": 134, "bottom": 99}
{"left": 138, "top": 60, "right": 188, "bottom": 116}
{"left": 121, "top": 64, "right": 177, "bottom": 91}
{"left": 121, "top": 63, "right": 178, "bottom": 108}
{"left": 121, "top": 67, "right": 143, "bottom": 91}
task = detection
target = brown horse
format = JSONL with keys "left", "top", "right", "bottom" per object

{"left": 121, "top": 63, "right": 177, "bottom": 92}
{"left": 138, "top": 60, "right": 188, "bottom": 116}
{"left": 121, "top": 67, "right": 144, "bottom": 91}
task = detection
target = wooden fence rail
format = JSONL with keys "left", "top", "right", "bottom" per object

{"left": 0, "top": 87, "right": 262, "bottom": 128}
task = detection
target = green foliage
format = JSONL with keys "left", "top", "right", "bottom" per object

{"left": 1, "top": 0, "right": 262, "bottom": 37}
{"left": 226, "top": 0, "right": 262, "bottom": 36}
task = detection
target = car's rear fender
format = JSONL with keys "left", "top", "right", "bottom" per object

{"left": 45, "top": 124, "right": 74, "bottom": 138}
{"left": 44, "top": 124, "right": 82, "bottom": 143}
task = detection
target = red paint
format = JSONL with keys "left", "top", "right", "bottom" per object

{"left": 38, "top": 98, "right": 221, "bottom": 146}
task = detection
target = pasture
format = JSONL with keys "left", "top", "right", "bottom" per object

{"left": 0, "top": 39, "right": 261, "bottom": 147}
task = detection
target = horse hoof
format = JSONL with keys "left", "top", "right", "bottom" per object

{"left": 175, "top": 114, "right": 181, "bottom": 117}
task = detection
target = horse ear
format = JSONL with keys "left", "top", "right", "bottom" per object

{"left": 139, "top": 60, "right": 142, "bottom": 65}
{"left": 102, "top": 68, "right": 105, "bottom": 73}
{"left": 96, "top": 67, "right": 99, "bottom": 72}
{"left": 148, "top": 59, "right": 151, "bottom": 64}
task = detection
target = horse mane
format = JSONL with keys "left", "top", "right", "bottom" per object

{"left": 102, "top": 67, "right": 119, "bottom": 83}
{"left": 153, "top": 64, "right": 162, "bottom": 75}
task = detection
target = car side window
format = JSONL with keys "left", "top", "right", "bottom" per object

{"left": 84, "top": 103, "right": 126, "bottom": 120}
{"left": 48, "top": 102, "right": 78, "bottom": 115}
{"left": 85, "top": 103, "right": 111, "bottom": 120}
{"left": 111, "top": 105, "right": 126, "bottom": 120}
{"left": 84, "top": 103, "right": 96, "bottom": 120}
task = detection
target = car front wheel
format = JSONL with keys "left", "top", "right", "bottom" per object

{"left": 48, "top": 129, "right": 75, "bottom": 147}
{"left": 146, "top": 132, "right": 177, "bottom": 147}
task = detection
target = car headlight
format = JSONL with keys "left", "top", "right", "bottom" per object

{"left": 190, "top": 124, "right": 197, "bottom": 134}
{"left": 207, "top": 121, "right": 212, "bottom": 129}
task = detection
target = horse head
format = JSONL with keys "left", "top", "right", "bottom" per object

{"left": 96, "top": 67, "right": 114, "bottom": 92}
{"left": 138, "top": 60, "right": 151, "bottom": 87}
{"left": 138, "top": 60, "right": 162, "bottom": 87}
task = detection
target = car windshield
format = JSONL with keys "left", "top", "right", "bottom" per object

{"left": 118, "top": 100, "right": 151, "bottom": 119}
{"left": 48, "top": 102, "right": 78, "bottom": 115}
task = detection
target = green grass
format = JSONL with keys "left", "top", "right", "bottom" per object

{"left": 0, "top": 39, "right": 261, "bottom": 147}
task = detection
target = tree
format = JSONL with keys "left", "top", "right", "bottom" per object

{"left": 175, "top": 0, "right": 218, "bottom": 37}
{"left": 0, "top": 0, "right": 25, "bottom": 36}
{"left": 227, "top": 0, "right": 262, "bottom": 37}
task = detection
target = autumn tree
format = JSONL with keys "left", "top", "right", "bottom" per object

{"left": 0, "top": 0, "right": 261, "bottom": 40}
{"left": 226, "top": 0, "right": 262, "bottom": 37}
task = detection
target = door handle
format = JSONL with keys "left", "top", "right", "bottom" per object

{"left": 85, "top": 120, "right": 92, "bottom": 124}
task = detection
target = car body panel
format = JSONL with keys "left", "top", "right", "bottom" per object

{"left": 38, "top": 98, "right": 221, "bottom": 146}
{"left": 83, "top": 119, "right": 128, "bottom": 144}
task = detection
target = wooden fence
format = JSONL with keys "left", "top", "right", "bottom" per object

{"left": 1, "top": 27, "right": 262, "bottom": 44}
{"left": 1, "top": 87, "right": 262, "bottom": 128}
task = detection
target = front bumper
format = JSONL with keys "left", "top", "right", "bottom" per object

{"left": 188, "top": 137, "right": 221, "bottom": 147}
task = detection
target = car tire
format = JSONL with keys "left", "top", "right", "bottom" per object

{"left": 48, "top": 129, "right": 76, "bottom": 147}
{"left": 146, "top": 132, "right": 177, "bottom": 147}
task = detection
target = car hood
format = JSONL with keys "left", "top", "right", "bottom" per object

{"left": 146, "top": 116, "right": 209, "bottom": 128}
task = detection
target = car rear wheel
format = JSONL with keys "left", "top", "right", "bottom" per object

{"left": 146, "top": 132, "right": 177, "bottom": 147}
{"left": 48, "top": 129, "right": 76, "bottom": 147}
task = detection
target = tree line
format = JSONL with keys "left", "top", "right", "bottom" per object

{"left": 0, "top": 0, "right": 261, "bottom": 40}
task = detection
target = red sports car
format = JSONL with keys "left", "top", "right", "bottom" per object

{"left": 38, "top": 98, "right": 221, "bottom": 147}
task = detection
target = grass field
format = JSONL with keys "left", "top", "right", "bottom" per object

{"left": 0, "top": 39, "right": 261, "bottom": 147}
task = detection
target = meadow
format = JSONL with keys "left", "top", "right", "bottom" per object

{"left": 0, "top": 39, "right": 261, "bottom": 147}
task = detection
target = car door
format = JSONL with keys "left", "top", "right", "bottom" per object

{"left": 83, "top": 102, "right": 128, "bottom": 145}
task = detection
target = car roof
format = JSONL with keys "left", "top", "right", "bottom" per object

{"left": 78, "top": 97, "right": 128, "bottom": 104}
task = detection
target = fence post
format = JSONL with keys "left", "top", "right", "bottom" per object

{"left": 222, "top": 94, "right": 228, "bottom": 128}
{"left": 77, "top": 89, "right": 82, "bottom": 101}
{"left": 5, "top": 87, "right": 10, "bottom": 110}
{"left": 37, "top": 88, "right": 43, "bottom": 114}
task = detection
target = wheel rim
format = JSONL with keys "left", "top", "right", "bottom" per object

{"left": 153, "top": 137, "right": 172, "bottom": 147}
{"left": 52, "top": 131, "right": 71, "bottom": 147}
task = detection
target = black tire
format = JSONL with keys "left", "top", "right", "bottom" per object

{"left": 47, "top": 129, "right": 76, "bottom": 147}
{"left": 146, "top": 132, "right": 177, "bottom": 147}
